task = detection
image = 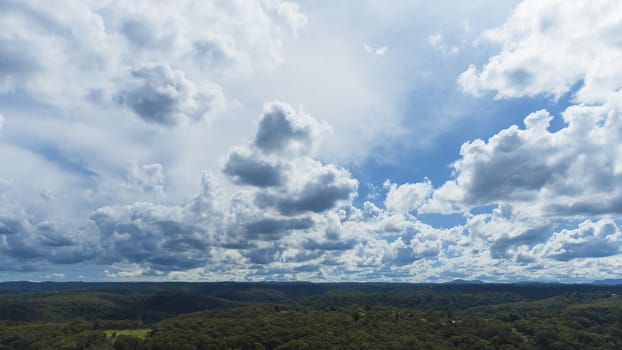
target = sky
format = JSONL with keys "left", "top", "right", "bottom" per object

{"left": 1, "top": 0, "right": 622, "bottom": 283}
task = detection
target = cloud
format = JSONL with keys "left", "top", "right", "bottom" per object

{"left": 0, "top": 1, "right": 312, "bottom": 278}
{"left": 89, "top": 173, "right": 230, "bottom": 271}
{"left": 126, "top": 162, "right": 166, "bottom": 195}
{"left": 0, "top": 113, "right": 4, "bottom": 129}
{"left": 254, "top": 102, "right": 329, "bottom": 156}
{"left": 223, "top": 149, "right": 285, "bottom": 187}
{"left": 43, "top": 272, "right": 65, "bottom": 280}
{"left": 383, "top": 178, "right": 432, "bottom": 214}
{"left": 0, "top": 0, "right": 304, "bottom": 111}
{"left": 409, "top": 0, "right": 622, "bottom": 278}
{"left": 79, "top": 103, "right": 366, "bottom": 275}
{"left": 88, "top": 100, "right": 358, "bottom": 273}
{"left": 428, "top": 34, "right": 459, "bottom": 55}
{"left": 363, "top": 44, "right": 389, "bottom": 56}
{"left": 423, "top": 105, "right": 622, "bottom": 218}
{"left": 4, "top": 1, "right": 622, "bottom": 283}
{"left": 120, "top": 18, "right": 172, "bottom": 49}
{"left": 245, "top": 217, "right": 314, "bottom": 241}
{"left": 0, "top": 204, "right": 96, "bottom": 270}
{"left": 244, "top": 245, "right": 283, "bottom": 265}
{"left": 381, "top": 237, "right": 439, "bottom": 266}
{"left": 16, "top": 139, "right": 99, "bottom": 178}
{"left": 115, "top": 62, "right": 225, "bottom": 126}
{"left": 267, "top": 0, "right": 308, "bottom": 38}
{"left": 224, "top": 101, "right": 357, "bottom": 216}
{"left": 458, "top": 0, "right": 622, "bottom": 101}
{"left": 91, "top": 201, "right": 213, "bottom": 271}
{"left": 460, "top": 204, "right": 555, "bottom": 260}
{"left": 423, "top": 2, "right": 622, "bottom": 219}
{"left": 255, "top": 160, "right": 358, "bottom": 216}
{"left": 535, "top": 220, "right": 622, "bottom": 261}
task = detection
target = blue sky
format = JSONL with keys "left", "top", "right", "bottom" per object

{"left": 1, "top": 0, "right": 622, "bottom": 282}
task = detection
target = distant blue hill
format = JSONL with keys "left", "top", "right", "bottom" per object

{"left": 445, "top": 279, "right": 486, "bottom": 284}
{"left": 592, "top": 279, "right": 622, "bottom": 285}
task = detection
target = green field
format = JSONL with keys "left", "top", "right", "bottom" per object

{"left": 104, "top": 328, "right": 151, "bottom": 340}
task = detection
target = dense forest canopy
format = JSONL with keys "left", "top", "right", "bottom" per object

{"left": 1, "top": 282, "right": 621, "bottom": 349}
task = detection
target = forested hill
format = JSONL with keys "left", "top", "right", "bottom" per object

{"left": 1, "top": 281, "right": 622, "bottom": 323}
{"left": 1, "top": 282, "right": 622, "bottom": 349}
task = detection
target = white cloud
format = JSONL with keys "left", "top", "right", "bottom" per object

{"left": 363, "top": 44, "right": 389, "bottom": 56}
{"left": 535, "top": 219, "right": 622, "bottom": 261}
{"left": 0, "top": 0, "right": 309, "bottom": 239}
{"left": 0, "top": 197, "right": 97, "bottom": 270}
{"left": 224, "top": 101, "right": 357, "bottom": 217}
{"left": 126, "top": 162, "right": 166, "bottom": 196}
{"left": 85, "top": 103, "right": 358, "bottom": 276}
{"left": 424, "top": 106, "right": 622, "bottom": 218}
{"left": 0, "top": 0, "right": 303, "bottom": 110}
{"left": 409, "top": 0, "right": 622, "bottom": 280}
{"left": 0, "top": 113, "right": 4, "bottom": 130}
{"left": 253, "top": 101, "right": 330, "bottom": 156}
{"left": 463, "top": 204, "right": 554, "bottom": 260}
{"left": 43, "top": 272, "right": 65, "bottom": 280}
{"left": 428, "top": 33, "right": 459, "bottom": 55}
{"left": 269, "top": 1, "right": 308, "bottom": 38}
{"left": 375, "top": 46, "right": 389, "bottom": 56}
{"left": 91, "top": 173, "right": 230, "bottom": 272}
{"left": 114, "top": 62, "right": 225, "bottom": 126}
{"left": 458, "top": 0, "right": 622, "bottom": 101}
{"left": 104, "top": 263, "right": 147, "bottom": 279}
{"left": 424, "top": 2, "right": 622, "bottom": 218}
{"left": 7, "top": 0, "right": 622, "bottom": 282}
{"left": 383, "top": 178, "right": 432, "bottom": 214}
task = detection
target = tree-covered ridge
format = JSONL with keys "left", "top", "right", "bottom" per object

{"left": 2, "top": 281, "right": 621, "bottom": 322}
{"left": 1, "top": 283, "right": 622, "bottom": 349}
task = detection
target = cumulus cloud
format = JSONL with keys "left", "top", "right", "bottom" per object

{"left": 407, "top": 0, "right": 622, "bottom": 279}
{"left": 383, "top": 178, "right": 432, "bottom": 214}
{"left": 85, "top": 103, "right": 356, "bottom": 275}
{"left": 81, "top": 102, "right": 470, "bottom": 279}
{"left": 0, "top": 1, "right": 311, "bottom": 278}
{"left": 91, "top": 175, "right": 223, "bottom": 271}
{"left": 425, "top": 90, "right": 622, "bottom": 218}
{"left": 115, "top": 62, "right": 225, "bottom": 126}
{"left": 89, "top": 173, "right": 320, "bottom": 275}
{"left": 0, "top": 202, "right": 96, "bottom": 270}
{"left": 126, "top": 162, "right": 166, "bottom": 195}
{"left": 535, "top": 220, "right": 622, "bottom": 261}
{"left": 0, "top": 0, "right": 305, "bottom": 113}
{"left": 458, "top": 0, "right": 622, "bottom": 100}
{"left": 5, "top": 0, "right": 622, "bottom": 282}
{"left": 425, "top": 2, "right": 622, "bottom": 216}
{"left": 223, "top": 148, "right": 285, "bottom": 187}
{"left": 258, "top": 160, "right": 358, "bottom": 216}
{"left": 254, "top": 102, "right": 329, "bottom": 156}
{"left": 381, "top": 237, "right": 439, "bottom": 266}
{"left": 224, "top": 101, "right": 331, "bottom": 189}
{"left": 245, "top": 217, "right": 314, "bottom": 241}
{"left": 462, "top": 204, "right": 554, "bottom": 260}
{"left": 335, "top": 206, "right": 452, "bottom": 276}
{"left": 225, "top": 101, "right": 357, "bottom": 216}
